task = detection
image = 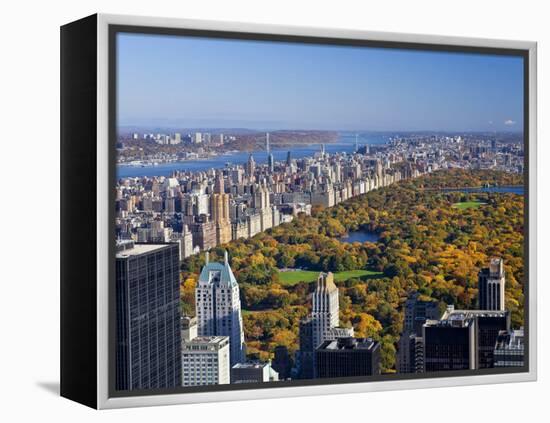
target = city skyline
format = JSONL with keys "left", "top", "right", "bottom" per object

{"left": 117, "top": 33, "right": 524, "bottom": 132}
{"left": 114, "top": 33, "right": 526, "bottom": 392}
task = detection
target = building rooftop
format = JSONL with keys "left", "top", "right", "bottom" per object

{"left": 318, "top": 337, "right": 378, "bottom": 351}
{"left": 231, "top": 362, "right": 270, "bottom": 370}
{"left": 316, "top": 272, "right": 337, "bottom": 293}
{"left": 182, "top": 336, "right": 229, "bottom": 348}
{"left": 425, "top": 306, "right": 509, "bottom": 328}
{"left": 181, "top": 316, "right": 197, "bottom": 328}
{"left": 495, "top": 328, "right": 524, "bottom": 351}
{"left": 442, "top": 307, "right": 509, "bottom": 321}
{"left": 198, "top": 250, "right": 238, "bottom": 287}
{"left": 115, "top": 241, "right": 173, "bottom": 258}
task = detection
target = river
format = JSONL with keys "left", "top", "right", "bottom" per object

{"left": 117, "top": 132, "right": 390, "bottom": 179}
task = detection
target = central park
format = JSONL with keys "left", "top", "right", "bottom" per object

{"left": 180, "top": 168, "right": 524, "bottom": 373}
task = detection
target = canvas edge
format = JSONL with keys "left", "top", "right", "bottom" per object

{"left": 95, "top": 13, "right": 537, "bottom": 409}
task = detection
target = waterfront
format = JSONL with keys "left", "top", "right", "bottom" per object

{"left": 117, "top": 132, "right": 390, "bottom": 179}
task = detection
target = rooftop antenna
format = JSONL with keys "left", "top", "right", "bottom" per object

{"left": 266, "top": 132, "right": 270, "bottom": 153}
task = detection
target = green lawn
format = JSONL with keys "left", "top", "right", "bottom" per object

{"left": 278, "top": 269, "right": 383, "bottom": 286}
{"left": 452, "top": 201, "right": 486, "bottom": 210}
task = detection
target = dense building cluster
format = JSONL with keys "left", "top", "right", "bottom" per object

{"left": 116, "top": 134, "right": 429, "bottom": 253}
{"left": 396, "top": 258, "right": 524, "bottom": 374}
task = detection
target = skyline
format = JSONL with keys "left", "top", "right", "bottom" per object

{"left": 117, "top": 32, "right": 524, "bottom": 132}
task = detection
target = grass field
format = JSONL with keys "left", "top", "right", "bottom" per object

{"left": 278, "top": 269, "right": 383, "bottom": 285}
{"left": 452, "top": 201, "right": 486, "bottom": 210}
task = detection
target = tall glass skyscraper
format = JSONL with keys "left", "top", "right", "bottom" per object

{"left": 115, "top": 241, "right": 182, "bottom": 390}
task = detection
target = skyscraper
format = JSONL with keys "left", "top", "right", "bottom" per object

{"left": 478, "top": 257, "right": 506, "bottom": 311}
{"left": 195, "top": 251, "right": 246, "bottom": 366}
{"left": 246, "top": 154, "right": 256, "bottom": 177}
{"left": 266, "top": 132, "right": 274, "bottom": 173}
{"left": 210, "top": 193, "right": 231, "bottom": 245}
{"left": 493, "top": 328, "right": 525, "bottom": 368}
{"left": 214, "top": 172, "right": 225, "bottom": 194}
{"left": 397, "top": 294, "right": 440, "bottom": 374}
{"left": 423, "top": 306, "right": 510, "bottom": 372}
{"left": 298, "top": 316, "right": 314, "bottom": 379}
{"left": 312, "top": 272, "right": 340, "bottom": 349}
{"left": 315, "top": 337, "right": 380, "bottom": 378}
{"left": 271, "top": 345, "right": 293, "bottom": 380}
{"left": 115, "top": 240, "right": 181, "bottom": 390}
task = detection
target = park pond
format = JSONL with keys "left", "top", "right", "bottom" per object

{"left": 338, "top": 230, "right": 379, "bottom": 244}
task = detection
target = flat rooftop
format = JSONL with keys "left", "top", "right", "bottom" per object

{"left": 319, "top": 337, "right": 377, "bottom": 351}
{"left": 232, "top": 362, "right": 268, "bottom": 370}
{"left": 116, "top": 242, "right": 171, "bottom": 258}
{"left": 182, "top": 336, "right": 229, "bottom": 347}
{"left": 443, "top": 309, "right": 509, "bottom": 320}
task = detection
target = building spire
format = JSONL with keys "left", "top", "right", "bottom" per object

{"left": 224, "top": 250, "right": 229, "bottom": 265}
{"left": 205, "top": 251, "right": 209, "bottom": 264}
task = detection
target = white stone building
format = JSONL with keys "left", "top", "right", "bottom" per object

{"left": 195, "top": 251, "right": 246, "bottom": 366}
{"left": 181, "top": 336, "right": 230, "bottom": 387}
{"left": 312, "top": 272, "right": 340, "bottom": 349}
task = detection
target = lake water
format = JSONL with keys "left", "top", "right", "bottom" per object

{"left": 442, "top": 186, "right": 524, "bottom": 195}
{"left": 117, "top": 132, "right": 390, "bottom": 179}
{"left": 339, "top": 230, "right": 379, "bottom": 244}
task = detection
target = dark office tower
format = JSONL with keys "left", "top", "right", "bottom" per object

{"left": 115, "top": 240, "right": 181, "bottom": 390}
{"left": 404, "top": 294, "right": 441, "bottom": 334}
{"left": 423, "top": 317, "right": 475, "bottom": 372}
{"left": 423, "top": 307, "right": 510, "bottom": 372}
{"left": 298, "top": 317, "right": 314, "bottom": 379}
{"left": 476, "top": 312, "right": 511, "bottom": 368}
{"left": 272, "top": 345, "right": 293, "bottom": 380}
{"left": 478, "top": 257, "right": 506, "bottom": 311}
{"left": 397, "top": 294, "right": 441, "bottom": 373}
{"left": 399, "top": 333, "right": 426, "bottom": 375}
{"left": 286, "top": 151, "right": 292, "bottom": 166}
{"left": 315, "top": 337, "right": 380, "bottom": 378}
{"left": 409, "top": 334, "right": 425, "bottom": 373}
{"left": 494, "top": 328, "right": 525, "bottom": 368}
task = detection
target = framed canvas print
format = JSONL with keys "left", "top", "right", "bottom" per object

{"left": 60, "top": 14, "right": 537, "bottom": 409}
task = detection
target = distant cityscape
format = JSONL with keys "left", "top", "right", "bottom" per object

{"left": 114, "top": 130, "right": 525, "bottom": 391}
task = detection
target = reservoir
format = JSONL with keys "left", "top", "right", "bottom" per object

{"left": 441, "top": 186, "right": 524, "bottom": 195}
{"left": 339, "top": 230, "right": 379, "bottom": 244}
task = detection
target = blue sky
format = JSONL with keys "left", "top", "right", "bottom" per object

{"left": 117, "top": 33, "right": 524, "bottom": 132}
